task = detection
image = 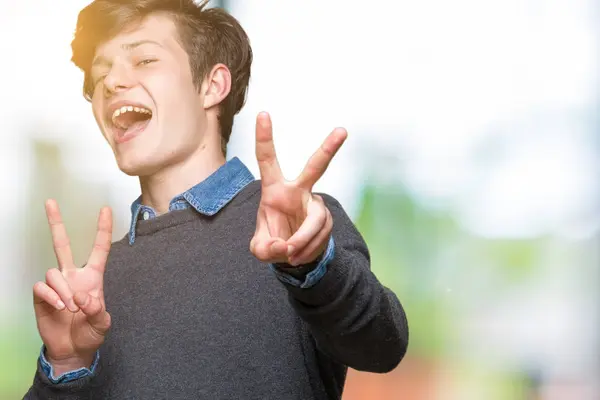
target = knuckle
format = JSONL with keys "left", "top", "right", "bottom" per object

{"left": 33, "top": 281, "right": 45, "bottom": 293}
{"left": 318, "top": 207, "right": 328, "bottom": 221}
{"left": 255, "top": 250, "right": 270, "bottom": 262}
{"left": 92, "top": 243, "right": 110, "bottom": 253}
{"left": 104, "top": 313, "right": 112, "bottom": 330}
{"left": 52, "top": 237, "right": 71, "bottom": 250}
{"left": 62, "top": 268, "right": 77, "bottom": 279}
{"left": 81, "top": 298, "right": 94, "bottom": 313}
{"left": 56, "top": 238, "right": 71, "bottom": 246}
{"left": 45, "top": 268, "right": 59, "bottom": 281}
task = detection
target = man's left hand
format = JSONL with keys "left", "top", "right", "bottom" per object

{"left": 249, "top": 112, "right": 347, "bottom": 266}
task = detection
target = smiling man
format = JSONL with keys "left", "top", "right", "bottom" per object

{"left": 24, "top": 1, "right": 408, "bottom": 399}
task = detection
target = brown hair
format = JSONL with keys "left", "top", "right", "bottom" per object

{"left": 71, "top": 0, "right": 253, "bottom": 155}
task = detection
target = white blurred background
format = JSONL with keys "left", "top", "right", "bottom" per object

{"left": 1, "top": 1, "right": 598, "bottom": 398}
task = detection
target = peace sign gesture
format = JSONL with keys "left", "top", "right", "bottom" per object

{"left": 32, "top": 200, "right": 113, "bottom": 376}
{"left": 250, "top": 112, "right": 347, "bottom": 266}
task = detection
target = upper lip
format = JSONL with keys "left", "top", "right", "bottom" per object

{"left": 106, "top": 100, "right": 153, "bottom": 126}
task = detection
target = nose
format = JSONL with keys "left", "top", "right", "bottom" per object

{"left": 103, "top": 63, "right": 135, "bottom": 98}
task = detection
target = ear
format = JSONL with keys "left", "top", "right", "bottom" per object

{"left": 202, "top": 63, "right": 232, "bottom": 110}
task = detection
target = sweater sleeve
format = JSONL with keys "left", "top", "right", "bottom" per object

{"left": 23, "top": 355, "right": 100, "bottom": 400}
{"left": 277, "top": 194, "right": 409, "bottom": 373}
{"left": 38, "top": 346, "right": 99, "bottom": 383}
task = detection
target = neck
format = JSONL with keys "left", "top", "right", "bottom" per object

{"left": 139, "top": 143, "right": 226, "bottom": 214}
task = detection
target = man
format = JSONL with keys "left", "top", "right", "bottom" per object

{"left": 25, "top": 1, "right": 408, "bottom": 399}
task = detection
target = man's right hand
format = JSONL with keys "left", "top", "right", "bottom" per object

{"left": 32, "top": 200, "right": 113, "bottom": 376}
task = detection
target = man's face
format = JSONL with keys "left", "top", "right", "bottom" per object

{"left": 90, "top": 14, "right": 207, "bottom": 177}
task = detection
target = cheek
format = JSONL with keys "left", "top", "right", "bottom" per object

{"left": 147, "top": 73, "right": 194, "bottom": 104}
{"left": 92, "top": 103, "right": 104, "bottom": 128}
{"left": 144, "top": 75, "right": 199, "bottom": 123}
{"left": 140, "top": 67, "right": 203, "bottom": 138}
{"left": 91, "top": 100, "right": 112, "bottom": 142}
{"left": 94, "top": 110, "right": 103, "bottom": 129}
{"left": 151, "top": 61, "right": 197, "bottom": 95}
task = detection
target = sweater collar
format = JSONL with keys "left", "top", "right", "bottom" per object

{"left": 128, "top": 157, "right": 255, "bottom": 244}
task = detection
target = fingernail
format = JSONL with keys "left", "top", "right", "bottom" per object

{"left": 56, "top": 300, "right": 66, "bottom": 310}
{"left": 69, "top": 300, "right": 79, "bottom": 313}
{"left": 287, "top": 245, "right": 295, "bottom": 257}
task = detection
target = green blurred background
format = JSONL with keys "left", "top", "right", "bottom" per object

{"left": 1, "top": 0, "right": 599, "bottom": 399}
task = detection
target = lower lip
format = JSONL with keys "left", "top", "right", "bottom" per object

{"left": 114, "top": 119, "right": 151, "bottom": 144}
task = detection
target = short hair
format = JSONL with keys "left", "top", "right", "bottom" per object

{"left": 71, "top": 0, "right": 253, "bottom": 155}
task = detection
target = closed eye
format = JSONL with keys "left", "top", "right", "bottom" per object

{"left": 93, "top": 75, "right": 106, "bottom": 87}
{"left": 137, "top": 59, "right": 157, "bottom": 67}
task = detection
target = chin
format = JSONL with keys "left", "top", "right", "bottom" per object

{"left": 116, "top": 156, "right": 162, "bottom": 177}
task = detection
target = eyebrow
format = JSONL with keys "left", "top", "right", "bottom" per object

{"left": 92, "top": 40, "right": 163, "bottom": 68}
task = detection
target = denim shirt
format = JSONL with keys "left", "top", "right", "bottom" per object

{"left": 40, "top": 156, "right": 335, "bottom": 384}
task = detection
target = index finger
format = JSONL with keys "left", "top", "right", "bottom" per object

{"left": 45, "top": 199, "right": 75, "bottom": 271}
{"left": 296, "top": 128, "right": 347, "bottom": 189}
{"left": 255, "top": 112, "right": 283, "bottom": 186}
{"left": 86, "top": 207, "right": 113, "bottom": 273}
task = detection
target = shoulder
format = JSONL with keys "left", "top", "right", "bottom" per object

{"left": 242, "top": 180, "right": 347, "bottom": 213}
{"left": 109, "top": 234, "right": 132, "bottom": 254}
{"left": 228, "top": 180, "right": 262, "bottom": 210}
{"left": 315, "top": 192, "right": 344, "bottom": 211}
{"left": 232, "top": 180, "right": 354, "bottom": 230}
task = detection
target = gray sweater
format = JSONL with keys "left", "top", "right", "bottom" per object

{"left": 25, "top": 181, "right": 408, "bottom": 400}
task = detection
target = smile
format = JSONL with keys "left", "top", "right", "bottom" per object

{"left": 106, "top": 102, "right": 154, "bottom": 144}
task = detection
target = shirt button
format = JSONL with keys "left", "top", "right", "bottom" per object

{"left": 142, "top": 211, "right": 150, "bottom": 220}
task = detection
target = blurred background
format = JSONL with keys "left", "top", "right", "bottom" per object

{"left": 1, "top": 0, "right": 598, "bottom": 399}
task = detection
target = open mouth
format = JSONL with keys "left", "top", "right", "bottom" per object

{"left": 109, "top": 104, "right": 153, "bottom": 143}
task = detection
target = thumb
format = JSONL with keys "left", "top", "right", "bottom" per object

{"left": 73, "top": 292, "right": 111, "bottom": 335}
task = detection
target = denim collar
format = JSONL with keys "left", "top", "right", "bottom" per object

{"left": 128, "top": 157, "right": 255, "bottom": 244}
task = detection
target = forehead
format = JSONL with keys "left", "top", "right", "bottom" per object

{"left": 93, "top": 13, "right": 180, "bottom": 59}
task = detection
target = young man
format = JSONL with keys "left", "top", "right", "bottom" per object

{"left": 25, "top": 1, "right": 408, "bottom": 399}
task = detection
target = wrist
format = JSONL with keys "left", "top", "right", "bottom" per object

{"left": 275, "top": 262, "right": 318, "bottom": 278}
{"left": 46, "top": 352, "right": 95, "bottom": 376}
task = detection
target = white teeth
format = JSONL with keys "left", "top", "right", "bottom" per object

{"left": 111, "top": 105, "right": 152, "bottom": 125}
